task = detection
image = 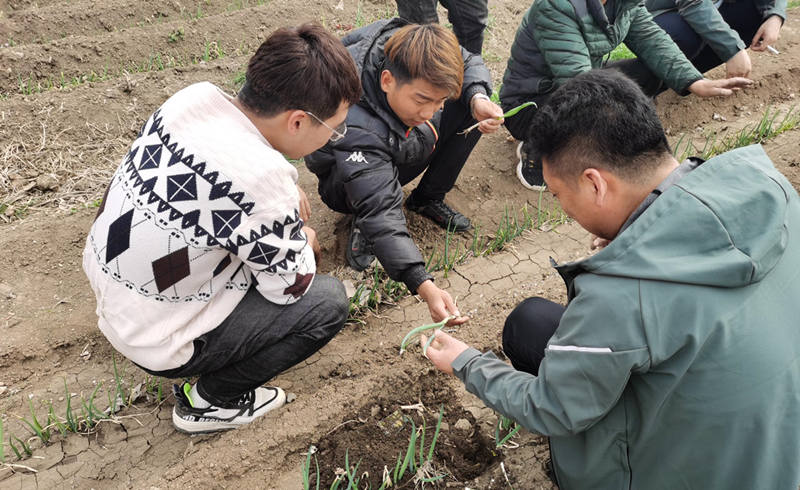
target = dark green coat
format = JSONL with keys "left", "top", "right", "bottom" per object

{"left": 500, "top": 0, "right": 703, "bottom": 106}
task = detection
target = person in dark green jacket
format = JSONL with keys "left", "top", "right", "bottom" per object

{"left": 646, "top": 0, "right": 786, "bottom": 79}
{"left": 424, "top": 70, "right": 800, "bottom": 489}
{"left": 499, "top": 0, "right": 752, "bottom": 190}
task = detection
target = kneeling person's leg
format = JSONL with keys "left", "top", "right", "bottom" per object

{"left": 404, "top": 100, "right": 478, "bottom": 232}
{"left": 502, "top": 297, "right": 563, "bottom": 376}
{"left": 173, "top": 275, "right": 348, "bottom": 432}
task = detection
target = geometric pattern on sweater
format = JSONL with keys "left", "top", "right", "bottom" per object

{"left": 86, "top": 106, "right": 313, "bottom": 304}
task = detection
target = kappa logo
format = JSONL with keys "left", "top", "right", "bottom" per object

{"left": 345, "top": 151, "right": 368, "bottom": 163}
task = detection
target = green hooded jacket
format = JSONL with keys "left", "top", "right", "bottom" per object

{"left": 499, "top": 0, "right": 703, "bottom": 107}
{"left": 645, "top": 0, "right": 787, "bottom": 64}
{"left": 453, "top": 145, "right": 800, "bottom": 489}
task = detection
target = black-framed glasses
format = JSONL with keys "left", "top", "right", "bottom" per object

{"left": 305, "top": 111, "right": 347, "bottom": 142}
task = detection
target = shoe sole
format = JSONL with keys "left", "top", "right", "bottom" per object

{"left": 172, "top": 410, "right": 240, "bottom": 434}
{"left": 516, "top": 159, "right": 546, "bottom": 191}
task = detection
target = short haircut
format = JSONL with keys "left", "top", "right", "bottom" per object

{"left": 238, "top": 23, "right": 361, "bottom": 120}
{"left": 384, "top": 23, "right": 464, "bottom": 99}
{"left": 526, "top": 69, "right": 672, "bottom": 183}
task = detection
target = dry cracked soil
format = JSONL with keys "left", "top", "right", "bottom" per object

{"left": 0, "top": 0, "right": 799, "bottom": 488}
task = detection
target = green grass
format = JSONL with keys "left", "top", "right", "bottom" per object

{"left": 607, "top": 43, "right": 636, "bottom": 61}
{"left": 673, "top": 106, "right": 800, "bottom": 161}
{"left": 345, "top": 200, "right": 568, "bottom": 326}
{"left": 495, "top": 415, "right": 522, "bottom": 448}
{"left": 14, "top": 37, "right": 247, "bottom": 97}
{"left": 1, "top": 365, "right": 166, "bottom": 463}
{"left": 303, "top": 407, "right": 446, "bottom": 489}
{"left": 788, "top": 0, "right": 799, "bottom": 9}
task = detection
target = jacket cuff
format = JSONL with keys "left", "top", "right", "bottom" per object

{"left": 677, "top": 73, "right": 704, "bottom": 96}
{"left": 400, "top": 265, "right": 434, "bottom": 295}
{"left": 463, "top": 84, "right": 489, "bottom": 108}
{"left": 452, "top": 347, "right": 486, "bottom": 382}
{"left": 717, "top": 39, "right": 747, "bottom": 64}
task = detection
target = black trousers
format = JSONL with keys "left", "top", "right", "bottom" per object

{"left": 502, "top": 297, "right": 564, "bottom": 376}
{"left": 398, "top": 99, "right": 481, "bottom": 203}
{"left": 395, "top": 0, "right": 489, "bottom": 54}
{"left": 142, "top": 275, "right": 348, "bottom": 404}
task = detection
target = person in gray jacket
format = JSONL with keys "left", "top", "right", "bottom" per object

{"left": 646, "top": 0, "right": 786, "bottom": 79}
{"left": 424, "top": 69, "right": 800, "bottom": 488}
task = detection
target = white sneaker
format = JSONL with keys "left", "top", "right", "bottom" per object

{"left": 171, "top": 383, "right": 286, "bottom": 434}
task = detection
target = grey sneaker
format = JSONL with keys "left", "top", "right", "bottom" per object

{"left": 171, "top": 383, "right": 286, "bottom": 434}
{"left": 346, "top": 219, "right": 375, "bottom": 271}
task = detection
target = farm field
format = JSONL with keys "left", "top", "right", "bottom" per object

{"left": 0, "top": 0, "right": 799, "bottom": 488}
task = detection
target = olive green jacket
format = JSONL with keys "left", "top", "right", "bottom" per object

{"left": 454, "top": 145, "right": 800, "bottom": 489}
{"left": 500, "top": 0, "right": 703, "bottom": 106}
{"left": 646, "top": 0, "right": 787, "bottom": 63}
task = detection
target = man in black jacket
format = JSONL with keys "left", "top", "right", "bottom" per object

{"left": 305, "top": 19, "right": 502, "bottom": 325}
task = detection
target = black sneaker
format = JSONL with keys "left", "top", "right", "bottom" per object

{"left": 171, "top": 382, "right": 286, "bottom": 434}
{"left": 516, "top": 142, "right": 546, "bottom": 191}
{"left": 346, "top": 219, "right": 375, "bottom": 271}
{"left": 405, "top": 196, "right": 472, "bottom": 232}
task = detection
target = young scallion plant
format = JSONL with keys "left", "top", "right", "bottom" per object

{"left": 458, "top": 101, "right": 537, "bottom": 135}
{"left": 399, "top": 315, "right": 455, "bottom": 355}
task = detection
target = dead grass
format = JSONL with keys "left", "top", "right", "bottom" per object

{"left": 0, "top": 115, "right": 129, "bottom": 221}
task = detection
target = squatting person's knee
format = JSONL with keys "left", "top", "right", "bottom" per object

{"left": 313, "top": 274, "right": 350, "bottom": 329}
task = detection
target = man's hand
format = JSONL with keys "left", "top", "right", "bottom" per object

{"left": 417, "top": 280, "right": 469, "bottom": 325}
{"left": 688, "top": 77, "right": 753, "bottom": 97}
{"left": 725, "top": 49, "right": 752, "bottom": 78}
{"left": 421, "top": 330, "right": 470, "bottom": 375}
{"left": 304, "top": 225, "right": 321, "bottom": 265}
{"left": 590, "top": 235, "right": 610, "bottom": 250}
{"left": 470, "top": 96, "right": 504, "bottom": 134}
{"left": 297, "top": 185, "right": 311, "bottom": 223}
{"left": 751, "top": 15, "right": 782, "bottom": 52}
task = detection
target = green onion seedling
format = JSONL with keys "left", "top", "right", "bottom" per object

{"left": 399, "top": 315, "right": 455, "bottom": 355}
{"left": 458, "top": 101, "right": 537, "bottom": 135}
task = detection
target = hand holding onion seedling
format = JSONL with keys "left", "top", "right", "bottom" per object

{"left": 416, "top": 279, "right": 468, "bottom": 327}
{"left": 459, "top": 101, "right": 537, "bottom": 135}
{"left": 420, "top": 330, "right": 471, "bottom": 375}
{"left": 468, "top": 95, "right": 505, "bottom": 134}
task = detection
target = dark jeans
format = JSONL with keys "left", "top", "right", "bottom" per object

{"left": 143, "top": 274, "right": 348, "bottom": 404}
{"left": 611, "top": 0, "right": 763, "bottom": 97}
{"left": 396, "top": 0, "right": 489, "bottom": 54}
{"left": 398, "top": 98, "right": 482, "bottom": 203}
{"left": 502, "top": 297, "right": 564, "bottom": 376}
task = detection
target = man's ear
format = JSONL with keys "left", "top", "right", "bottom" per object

{"left": 379, "top": 69, "right": 395, "bottom": 93}
{"left": 285, "top": 110, "right": 307, "bottom": 135}
{"left": 583, "top": 168, "right": 609, "bottom": 206}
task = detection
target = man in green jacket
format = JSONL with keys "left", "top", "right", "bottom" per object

{"left": 425, "top": 70, "right": 800, "bottom": 489}
{"left": 500, "top": 0, "right": 752, "bottom": 190}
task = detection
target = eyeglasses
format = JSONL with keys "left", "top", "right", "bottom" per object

{"left": 305, "top": 111, "right": 347, "bottom": 142}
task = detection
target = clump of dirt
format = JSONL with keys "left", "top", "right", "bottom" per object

{"left": 311, "top": 370, "right": 499, "bottom": 488}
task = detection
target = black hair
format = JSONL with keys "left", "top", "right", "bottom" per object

{"left": 526, "top": 69, "right": 672, "bottom": 182}
{"left": 238, "top": 23, "right": 361, "bottom": 120}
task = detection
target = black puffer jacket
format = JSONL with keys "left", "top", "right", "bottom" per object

{"left": 305, "top": 18, "right": 491, "bottom": 293}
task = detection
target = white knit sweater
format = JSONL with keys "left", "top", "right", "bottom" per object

{"left": 83, "top": 82, "right": 316, "bottom": 371}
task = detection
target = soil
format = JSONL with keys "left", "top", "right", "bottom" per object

{"left": 0, "top": 0, "right": 798, "bottom": 488}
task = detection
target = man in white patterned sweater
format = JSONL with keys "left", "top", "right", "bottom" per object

{"left": 83, "top": 24, "right": 362, "bottom": 434}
